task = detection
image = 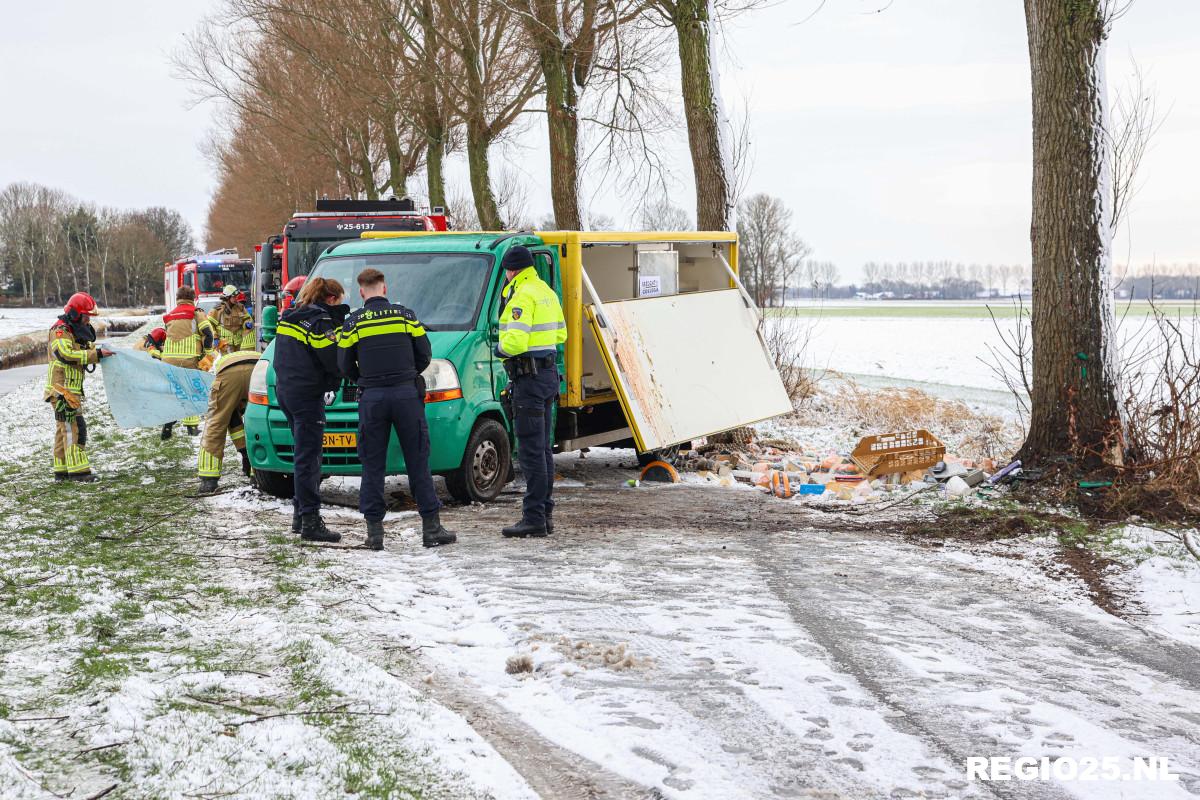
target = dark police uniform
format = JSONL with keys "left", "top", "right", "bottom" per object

{"left": 274, "top": 301, "right": 346, "bottom": 539}
{"left": 337, "top": 296, "right": 440, "bottom": 524}
{"left": 496, "top": 247, "right": 567, "bottom": 537}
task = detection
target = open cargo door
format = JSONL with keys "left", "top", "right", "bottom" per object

{"left": 584, "top": 280, "right": 793, "bottom": 452}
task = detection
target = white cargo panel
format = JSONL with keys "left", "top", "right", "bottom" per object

{"left": 586, "top": 288, "right": 793, "bottom": 451}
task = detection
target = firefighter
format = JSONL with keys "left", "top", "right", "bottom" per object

{"left": 261, "top": 276, "right": 305, "bottom": 345}
{"left": 136, "top": 326, "right": 166, "bottom": 358}
{"left": 45, "top": 293, "right": 113, "bottom": 482}
{"left": 495, "top": 246, "right": 567, "bottom": 538}
{"left": 338, "top": 268, "right": 456, "bottom": 551}
{"left": 197, "top": 350, "right": 260, "bottom": 493}
{"left": 210, "top": 285, "right": 254, "bottom": 353}
{"left": 273, "top": 276, "right": 347, "bottom": 542}
{"left": 160, "top": 286, "right": 216, "bottom": 440}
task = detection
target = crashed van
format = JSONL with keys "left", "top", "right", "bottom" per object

{"left": 243, "top": 231, "right": 792, "bottom": 503}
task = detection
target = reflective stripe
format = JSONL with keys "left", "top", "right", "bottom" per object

{"left": 338, "top": 320, "right": 424, "bottom": 346}
{"left": 500, "top": 321, "right": 532, "bottom": 332}
{"left": 530, "top": 321, "right": 566, "bottom": 332}
{"left": 197, "top": 449, "right": 222, "bottom": 478}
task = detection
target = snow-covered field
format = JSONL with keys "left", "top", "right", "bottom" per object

{"left": 0, "top": 313, "right": 1198, "bottom": 798}
{"left": 0, "top": 308, "right": 60, "bottom": 339}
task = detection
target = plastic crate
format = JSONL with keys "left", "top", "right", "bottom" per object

{"left": 850, "top": 429, "right": 945, "bottom": 477}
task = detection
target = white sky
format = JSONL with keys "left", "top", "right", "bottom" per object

{"left": 1, "top": 0, "right": 1196, "bottom": 282}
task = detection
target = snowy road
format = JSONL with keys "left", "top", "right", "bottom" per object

{"left": 274, "top": 478, "right": 1200, "bottom": 800}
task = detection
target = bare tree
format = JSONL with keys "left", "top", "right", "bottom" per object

{"left": 639, "top": 195, "right": 692, "bottom": 230}
{"left": 736, "top": 193, "right": 809, "bottom": 307}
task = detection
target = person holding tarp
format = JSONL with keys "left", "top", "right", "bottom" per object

{"left": 136, "top": 326, "right": 166, "bottom": 358}
{"left": 45, "top": 292, "right": 113, "bottom": 482}
{"left": 160, "top": 286, "right": 216, "bottom": 440}
{"left": 272, "top": 276, "right": 347, "bottom": 542}
{"left": 197, "top": 350, "right": 260, "bottom": 493}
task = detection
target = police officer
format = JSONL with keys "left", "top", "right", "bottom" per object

{"left": 273, "top": 276, "right": 347, "bottom": 542}
{"left": 338, "top": 268, "right": 455, "bottom": 551}
{"left": 160, "top": 286, "right": 217, "bottom": 439}
{"left": 197, "top": 350, "right": 259, "bottom": 493}
{"left": 495, "top": 246, "right": 567, "bottom": 538}
{"left": 45, "top": 293, "right": 114, "bottom": 481}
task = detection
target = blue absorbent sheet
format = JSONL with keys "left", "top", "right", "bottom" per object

{"left": 100, "top": 350, "right": 212, "bottom": 429}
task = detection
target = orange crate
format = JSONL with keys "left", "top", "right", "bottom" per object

{"left": 850, "top": 429, "right": 945, "bottom": 477}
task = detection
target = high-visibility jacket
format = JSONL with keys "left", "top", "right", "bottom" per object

{"left": 275, "top": 302, "right": 344, "bottom": 395}
{"left": 497, "top": 266, "right": 566, "bottom": 359}
{"left": 162, "top": 303, "right": 216, "bottom": 360}
{"left": 209, "top": 300, "right": 254, "bottom": 352}
{"left": 44, "top": 318, "right": 98, "bottom": 398}
{"left": 337, "top": 296, "right": 430, "bottom": 389}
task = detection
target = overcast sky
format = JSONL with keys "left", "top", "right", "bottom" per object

{"left": 1, "top": 0, "right": 1196, "bottom": 281}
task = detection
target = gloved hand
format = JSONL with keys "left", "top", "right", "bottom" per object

{"left": 493, "top": 344, "right": 505, "bottom": 359}
{"left": 54, "top": 396, "right": 77, "bottom": 419}
{"left": 98, "top": 347, "right": 114, "bottom": 358}
{"left": 198, "top": 354, "right": 215, "bottom": 372}
{"left": 244, "top": 320, "right": 254, "bottom": 330}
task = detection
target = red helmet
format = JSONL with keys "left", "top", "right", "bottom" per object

{"left": 64, "top": 292, "right": 98, "bottom": 316}
{"left": 283, "top": 276, "right": 306, "bottom": 295}
{"left": 149, "top": 327, "right": 167, "bottom": 344}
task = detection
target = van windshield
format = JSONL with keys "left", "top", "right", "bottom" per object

{"left": 313, "top": 253, "right": 493, "bottom": 331}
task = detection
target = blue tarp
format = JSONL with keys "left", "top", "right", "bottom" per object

{"left": 100, "top": 351, "right": 213, "bottom": 429}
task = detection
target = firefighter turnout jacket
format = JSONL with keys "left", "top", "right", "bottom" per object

{"left": 209, "top": 299, "right": 254, "bottom": 352}
{"left": 274, "top": 303, "right": 345, "bottom": 395}
{"left": 338, "top": 296, "right": 431, "bottom": 388}
{"left": 44, "top": 316, "right": 100, "bottom": 476}
{"left": 198, "top": 350, "right": 260, "bottom": 478}
{"left": 498, "top": 266, "right": 567, "bottom": 359}
{"left": 161, "top": 302, "right": 216, "bottom": 362}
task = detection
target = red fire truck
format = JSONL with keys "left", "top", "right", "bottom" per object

{"left": 255, "top": 197, "right": 448, "bottom": 312}
{"left": 164, "top": 250, "right": 254, "bottom": 312}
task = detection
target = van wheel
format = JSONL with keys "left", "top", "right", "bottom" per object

{"left": 253, "top": 469, "right": 295, "bottom": 499}
{"left": 637, "top": 444, "right": 683, "bottom": 467}
{"left": 446, "top": 419, "right": 511, "bottom": 504}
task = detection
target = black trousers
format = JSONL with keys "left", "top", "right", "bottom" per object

{"left": 511, "top": 367, "right": 558, "bottom": 526}
{"left": 277, "top": 389, "right": 325, "bottom": 516}
{"left": 357, "top": 384, "right": 440, "bottom": 521}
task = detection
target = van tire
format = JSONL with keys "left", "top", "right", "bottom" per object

{"left": 253, "top": 469, "right": 295, "bottom": 499}
{"left": 446, "top": 419, "right": 512, "bottom": 504}
{"left": 637, "top": 444, "right": 683, "bottom": 467}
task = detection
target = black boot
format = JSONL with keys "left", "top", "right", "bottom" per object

{"left": 290, "top": 512, "right": 302, "bottom": 535}
{"left": 502, "top": 519, "right": 547, "bottom": 538}
{"left": 54, "top": 472, "right": 68, "bottom": 482}
{"left": 68, "top": 472, "right": 98, "bottom": 483}
{"left": 365, "top": 520, "right": 385, "bottom": 551}
{"left": 300, "top": 512, "right": 340, "bottom": 543}
{"left": 186, "top": 425, "right": 199, "bottom": 436}
{"left": 545, "top": 509, "right": 554, "bottom": 536}
{"left": 239, "top": 449, "right": 252, "bottom": 477}
{"left": 198, "top": 476, "right": 219, "bottom": 494}
{"left": 160, "top": 422, "right": 174, "bottom": 441}
{"left": 421, "top": 511, "right": 457, "bottom": 548}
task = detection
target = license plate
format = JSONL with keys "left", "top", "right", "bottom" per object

{"left": 323, "top": 432, "right": 357, "bottom": 448}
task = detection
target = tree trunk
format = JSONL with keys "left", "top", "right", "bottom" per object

{"left": 425, "top": 125, "right": 447, "bottom": 209}
{"left": 383, "top": 124, "right": 408, "bottom": 198}
{"left": 466, "top": 122, "right": 503, "bottom": 230}
{"left": 673, "top": 0, "right": 732, "bottom": 231}
{"left": 533, "top": 18, "right": 582, "bottom": 230}
{"left": 1019, "top": 0, "right": 1124, "bottom": 470}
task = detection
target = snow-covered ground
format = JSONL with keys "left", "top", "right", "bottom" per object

{"left": 0, "top": 308, "right": 60, "bottom": 339}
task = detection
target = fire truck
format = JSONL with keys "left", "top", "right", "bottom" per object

{"left": 164, "top": 249, "right": 254, "bottom": 312}
{"left": 253, "top": 197, "right": 448, "bottom": 323}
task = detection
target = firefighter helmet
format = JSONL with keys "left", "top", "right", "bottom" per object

{"left": 64, "top": 292, "right": 98, "bottom": 316}
{"left": 149, "top": 327, "right": 167, "bottom": 344}
{"left": 283, "top": 276, "right": 306, "bottom": 295}
{"left": 222, "top": 284, "right": 239, "bottom": 298}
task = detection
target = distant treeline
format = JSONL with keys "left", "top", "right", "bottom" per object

{"left": 0, "top": 182, "right": 193, "bottom": 307}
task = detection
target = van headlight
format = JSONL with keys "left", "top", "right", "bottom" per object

{"left": 422, "top": 359, "right": 462, "bottom": 403}
{"left": 249, "top": 359, "right": 271, "bottom": 405}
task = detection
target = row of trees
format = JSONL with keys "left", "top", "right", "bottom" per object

{"left": 0, "top": 182, "right": 193, "bottom": 307}
{"left": 180, "top": 0, "right": 754, "bottom": 253}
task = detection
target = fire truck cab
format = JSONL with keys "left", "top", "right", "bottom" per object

{"left": 164, "top": 249, "right": 254, "bottom": 313}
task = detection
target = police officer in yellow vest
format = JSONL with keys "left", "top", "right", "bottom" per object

{"left": 495, "top": 246, "right": 567, "bottom": 538}
{"left": 197, "top": 350, "right": 260, "bottom": 494}
{"left": 160, "top": 286, "right": 217, "bottom": 439}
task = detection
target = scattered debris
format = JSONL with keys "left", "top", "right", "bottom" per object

{"left": 505, "top": 654, "right": 534, "bottom": 675}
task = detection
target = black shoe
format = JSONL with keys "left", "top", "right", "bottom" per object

{"left": 198, "top": 477, "right": 219, "bottom": 494}
{"left": 365, "top": 520, "right": 385, "bottom": 550}
{"left": 290, "top": 512, "right": 302, "bottom": 535}
{"left": 160, "top": 423, "right": 174, "bottom": 441}
{"left": 300, "top": 513, "right": 341, "bottom": 543}
{"left": 54, "top": 472, "right": 68, "bottom": 482}
{"left": 239, "top": 449, "right": 252, "bottom": 477}
{"left": 421, "top": 510, "right": 457, "bottom": 548}
{"left": 186, "top": 425, "right": 199, "bottom": 436}
{"left": 502, "top": 519, "right": 548, "bottom": 538}
{"left": 68, "top": 472, "right": 97, "bottom": 483}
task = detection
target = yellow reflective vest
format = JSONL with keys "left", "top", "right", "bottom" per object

{"left": 498, "top": 267, "right": 566, "bottom": 359}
